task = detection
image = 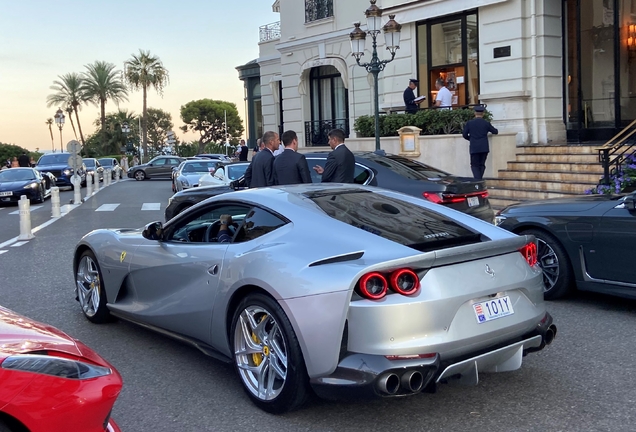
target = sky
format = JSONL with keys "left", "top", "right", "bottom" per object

{"left": 0, "top": 0, "right": 279, "bottom": 152}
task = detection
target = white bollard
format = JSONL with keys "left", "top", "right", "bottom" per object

{"left": 51, "top": 187, "right": 61, "bottom": 217}
{"left": 86, "top": 173, "right": 93, "bottom": 198}
{"left": 107, "top": 169, "right": 112, "bottom": 186}
{"left": 72, "top": 175, "right": 82, "bottom": 204}
{"left": 18, "top": 195, "right": 34, "bottom": 240}
{"left": 94, "top": 172, "right": 100, "bottom": 192}
{"left": 105, "top": 170, "right": 111, "bottom": 186}
{"left": 114, "top": 169, "right": 119, "bottom": 182}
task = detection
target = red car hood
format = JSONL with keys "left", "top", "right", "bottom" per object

{"left": 0, "top": 306, "right": 82, "bottom": 359}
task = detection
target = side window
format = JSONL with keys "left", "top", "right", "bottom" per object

{"left": 306, "top": 158, "right": 326, "bottom": 183}
{"left": 353, "top": 164, "right": 371, "bottom": 184}
{"left": 234, "top": 207, "right": 286, "bottom": 243}
{"left": 153, "top": 158, "right": 167, "bottom": 166}
{"left": 168, "top": 204, "right": 250, "bottom": 243}
{"left": 169, "top": 158, "right": 181, "bottom": 166}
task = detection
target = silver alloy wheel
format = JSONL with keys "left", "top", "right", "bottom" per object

{"left": 76, "top": 255, "right": 101, "bottom": 318}
{"left": 134, "top": 170, "right": 145, "bottom": 181}
{"left": 234, "top": 305, "right": 288, "bottom": 401}
{"left": 537, "top": 238, "right": 559, "bottom": 293}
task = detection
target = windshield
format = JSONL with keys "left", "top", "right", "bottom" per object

{"left": 227, "top": 164, "right": 248, "bottom": 180}
{"left": 38, "top": 154, "right": 70, "bottom": 165}
{"left": 83, "top": 159, "right": 96, "bottom": 167}
{"left": 181, "top": 161, "right": 221, "bottom": 174}
{"left": 363, "top": 154, "right": 450, "bottom": 180}
{"left": 305, "top": 190, "right": 482, "bottom": 252}
{"left": 0, "top": 169, "right": 36, "bottom": 182}
{"left": 98, "top": 159, "right": 113, "bottom": 166}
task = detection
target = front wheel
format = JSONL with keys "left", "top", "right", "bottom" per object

{"left": 230, "top": 293, "right": 309, "bottom": 414}
{"left": 134, "top": 170, "right": 146, "bottom": 181}
{"left": 521, "top": 229, "right": 574, "bottom": 300}
{"left": 75, "top": 250, "right": 111, "bottom": 323}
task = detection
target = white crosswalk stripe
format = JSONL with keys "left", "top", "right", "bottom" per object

{"left": 95, "top": 204, "right": 120, "bottom": 212}
{"left": 0, "top": 250, "right": 7, "bottom": 255}
{"left": 141, "top": 203, "right": 161, "bottom": 211}
{"left": 10, "top": 241, "right": 28, "bottom": 247}
{"left": 9, "top": 205, "right": 42, "bottom": 215}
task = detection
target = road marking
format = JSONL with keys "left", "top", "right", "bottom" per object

{"left": 0, "top": 250, "right": 7, "bottom": 255}
{"left": 10, "top": 241, "right": 28, "bottom": 247}
{"left": 9, "top": 205, "right": 42, "bottom": 215}
{"left": 95, "top": 204, "right": 120, "bottom": 212}
{"left": 141, "top": 203, "right": 161, "bottom": 211}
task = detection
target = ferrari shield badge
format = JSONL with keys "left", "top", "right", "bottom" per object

{"left": 120, "top": 251, "right": 127, "bottom": 263}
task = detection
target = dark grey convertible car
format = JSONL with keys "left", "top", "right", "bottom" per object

{"left": 496, "top": 192, "right": 636, "bottom": 300}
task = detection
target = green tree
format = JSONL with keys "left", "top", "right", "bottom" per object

{"left": 85, "top": 110, "right": 139, "bottom": 156}
{"left": 81, "top": 61, "right": 128, "bottom": 139}
{"left": 145, "top": 108, "right": 173, "bottom": 154}
{"left": 0, "top": 143, "right": 30, "bottom": 165}
{"left": 46, "top": 72, "right": 88, "bottom": 145}
{"left": 180, "top": 99, "right": 243, "bottom": 154}
{"left": 124, "top": 50, "right": 169, "bottom": 161}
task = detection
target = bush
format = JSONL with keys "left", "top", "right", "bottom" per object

{"left": 586, "top": 153, "right": 636, "bottom": 195}
{"left": 353, "top": 108, "right": 493, "bottom": 137}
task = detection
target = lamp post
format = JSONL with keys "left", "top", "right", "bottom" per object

{"left": 350, "top": 0, "right": 401, "bottom": 151}
{"left": 54, "top": 108, "right": 65, "bottom": 153}
{"left": 121, "top": 122, "right": 131, "bottom": 154}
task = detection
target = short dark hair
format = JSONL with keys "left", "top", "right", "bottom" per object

{"left": 262, "top": 131, "right": 278, "bottom": 146}
{"left": 281, "top": 130, "right": 297, "bottom": 147}
{"left": 327, "top": 129, "right": 345, "bottom": 143}
{"left": 436, "top": 78, "right": 445, "bottom": 87}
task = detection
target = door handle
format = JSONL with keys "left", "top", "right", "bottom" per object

{"left": 208, "top": 264, "right": 219, "bottom": 276}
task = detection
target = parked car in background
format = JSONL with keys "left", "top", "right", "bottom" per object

{"left": 196, "top": 153, "right": 233, "bottom": 163}
{"left": 128, "top": 155, "right": 184, "bottom": 181}
{"left": 199, "top": 162, "right": 249, "bottom": 187}
{"left": 98, "top": 157, "right": 123, "bottom": 179}
{"left": 35, "top": 152, "right": 86, "bottom": 189}
{"left": 495, "top": 192, "right": 636, "bottom": 300}
{"left": 83, "top": 158, "right": 104, "bottom": 183}
{"left": 306, "top": 151, "right": 494, "bottom": 223}
{"left": 165, "top": 183, "right": 238, "bottom": 221}
{"left": 75, "top": 183, "right": 554, "bottom": 414}
{"left": 0, "top": 167, "right": 55, "bottom": 204}
{"left": 0, "top": 305, "right": 122, "bottom": 431}
{"left": 173, "top": 159, "right": 225, "bottom": 192}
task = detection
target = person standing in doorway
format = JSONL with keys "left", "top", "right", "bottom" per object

{"left": 433, "top": 78, "right": 452, "bottom": 109}
{"left": 273, "top": 130, "right": 312, "bottom": 185}
{"left": 244, "top": 131, "right": 280, "bottom": 188}
{"left": 462, "top": 105, "right": 498, "bottom": 180}
{"left": 403, "top": 79, "right": 424, "bottom": 114}
{"left": 312, "top": 129, "right": 355, "bottom": 183}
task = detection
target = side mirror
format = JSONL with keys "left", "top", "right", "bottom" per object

{"left": 625, "top": 195, "right": 636, "bottom": 212}
{"left": 142, "top": 221, "right": 164, "bottom": 241}
{"left": 147, "top": 163, "right": 153, "bottom": 167}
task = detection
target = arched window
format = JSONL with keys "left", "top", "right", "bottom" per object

{"left": 306, "top": 65, "right": 349, "bottom": 146}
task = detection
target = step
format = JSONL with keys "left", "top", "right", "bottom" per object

{"left": 497, "top": 170, "right": 603, "bottom": 183}
{"left": 506, "top": 161, "right": 604, "bottom": 173}
{"left": 486, "top": 187, "right": 581, "bottom": 201}
{"left": 515, "top": 153, "right": 600, "bottom": 163}
{"left": 487, "top": 178, "right": 596, "bottom": 194}
{"left": 518, "top": 144, "right": 601, "bottom": 155}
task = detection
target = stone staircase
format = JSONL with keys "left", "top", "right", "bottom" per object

{"left": 487, "top": 144, "right": 605, "bottom": 210}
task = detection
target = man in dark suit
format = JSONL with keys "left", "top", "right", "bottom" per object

{"left": 403, "top": 79, "right": 423, "bottom": 114}
{"left": 273, "top": 130, "right": 312, "bottom": 185}
{"left": 312, "top": 129, "right": 355, "bottom": 183}
{"left": 462, "top": 105, "right": 498, "bottom": 180}
{"left": 244, "top": 131, "right": 280, "bottom": 188}
{"left": 18, "top": 152, "right": 30, "bottom": 168}
{"left": 238, "top": 139, "right": 249, "bottom": 161}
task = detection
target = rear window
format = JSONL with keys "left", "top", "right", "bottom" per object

{"left": 363, "top": 154, "right": 450, "bottom": 180}
{"left": 306, "top": 190, "right": 481, "bottom": 252}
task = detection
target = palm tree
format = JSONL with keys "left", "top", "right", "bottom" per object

{"left": 81, "top": 61, "right": 128, "bottom": 139}
{"left": 65, "top": 105, "right": 78, "bottom": 140}
{"left": 124, "top": 50, "right": 169, "bottom": 161}
{"left": 45, "top": 118, "right": 54, "bottom": 151}
{"left": 46, "top": 72, "right": 88, "bottom": 145}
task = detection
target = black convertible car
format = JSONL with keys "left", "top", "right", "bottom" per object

{"left": 495, "top": 192, "right": 636, "bottom": 300}
{"left": 0, "top": 168, "right": 55, "bottom": 204}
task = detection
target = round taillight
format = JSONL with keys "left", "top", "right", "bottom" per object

{"left": 390, "top": 269, "right": 420, "bottom": 295}
{"left": 358, "top": 272, "right": 388, "bottom": 300}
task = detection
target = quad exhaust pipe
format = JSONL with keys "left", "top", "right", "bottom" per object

{"left": 377, "top": 370, "right": 426, "bottom": 395}
{"left": 377, "top": 373, "right": 400, "bottom": 395}
{"left": 544, "top": 324, "right": 557, "bottom": 345}
{"left": 401, "top": 370, "right": 424, "bottom": 392}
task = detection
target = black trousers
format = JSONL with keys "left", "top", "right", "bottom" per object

{"left": 470, "top": 152, "right": 489, "bottom": 180}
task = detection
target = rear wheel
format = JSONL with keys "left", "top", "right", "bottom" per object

{"left": 75, "top": 250, "right": 111, "bottom": 323}
{"left": 134, "top": 170, "right": 146, "bottom": 181}
{"left": 520, "top": 229, "right": 574, "bottom": 300}
{"left": 230, "top": 293, "right": 309, "bottom": 414}
{"left": 0, "top": 419, "right": 16, "bottom": 432}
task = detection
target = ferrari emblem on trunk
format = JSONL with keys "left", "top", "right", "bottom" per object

{"left": 485, "top": 264, "right": 495, "bottom": 277}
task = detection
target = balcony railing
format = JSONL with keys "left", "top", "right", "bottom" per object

{"left": 259, "top": 21, "right": 281, "bottom": 42}
{"left": 304, "top": 119, "right": 349, "bottom": 147}
{"left": 305, "top": 0, "right": 333, "bottom": 23}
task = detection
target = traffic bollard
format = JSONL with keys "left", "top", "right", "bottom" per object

{"left": 72, "top": 175, "right": 82, "bottom": 204}
{"left": 105, "top": 170, "right": 111, "bottom": 186}
{"left": 18, "top": 195, "right": 34, "bottom": 240}
{"left": 114, "top": 169, "right": 119, "bottom": 182}
{"left": 51, "top": 187, "right": 61, "bottom": 217}
{"left": 94, "top": 173, "right": 100, "bottom": 192}
{"left": 86, "top": 173, "right": 93, "bottom": 198}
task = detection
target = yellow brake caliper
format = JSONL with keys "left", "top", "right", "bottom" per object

{"left": 251, "top": 315, "right": 268, "bottom": 366}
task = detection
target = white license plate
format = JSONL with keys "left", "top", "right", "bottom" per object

{"left": 467, "top": 196, "right": 479, "bottom": 207}
{"left": 0, "top": 191, "right": 12, "bottom": 197}
{"left": 473, "top": 296, "right": 514, "bottom": 323}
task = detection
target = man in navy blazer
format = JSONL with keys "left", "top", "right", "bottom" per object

{"left": 462, "top": 105, "right": 498, "bottom": 180}
{"left": 273, "top": 130, "right": 312, "bottom": 185}
{"left": 312, "top": 129, "right": 355, "bottom": 183}
{"left": 244, "top": 131, "right": 280, "bottom": 188}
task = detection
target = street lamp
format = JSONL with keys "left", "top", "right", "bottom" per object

{"left": 350, "top": 0, "right": 402, "bottom": 151}
{"left": 121, "top": 122, "right": 130, "bottom": 151}
{"left": 54, "top": 108, "right": 65, "bottom": 153}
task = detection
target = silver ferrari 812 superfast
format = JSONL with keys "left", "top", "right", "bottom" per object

{"left": 73, "top": 184, "right": 556, "bottom": 413}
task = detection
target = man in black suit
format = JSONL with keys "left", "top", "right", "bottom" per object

{"left": 18, "top": 152, "right": 30, "bottom": 168}
{"left": 403, "top": 79, "right": 423, "bottom": 114}
{"left": 312, "top": 129, "right": 355, "bottom": 183}
{"left": 244, "top": 131, "right": 280, "bottom": 188}
{"left": 273, "top": 130, "right": 312, "bottom": 185}
{"left": 462, "top": 105, "right": 498, "bottom": 180}
{"left": 238, "top": 139, "right": 248, "bottom": 161}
